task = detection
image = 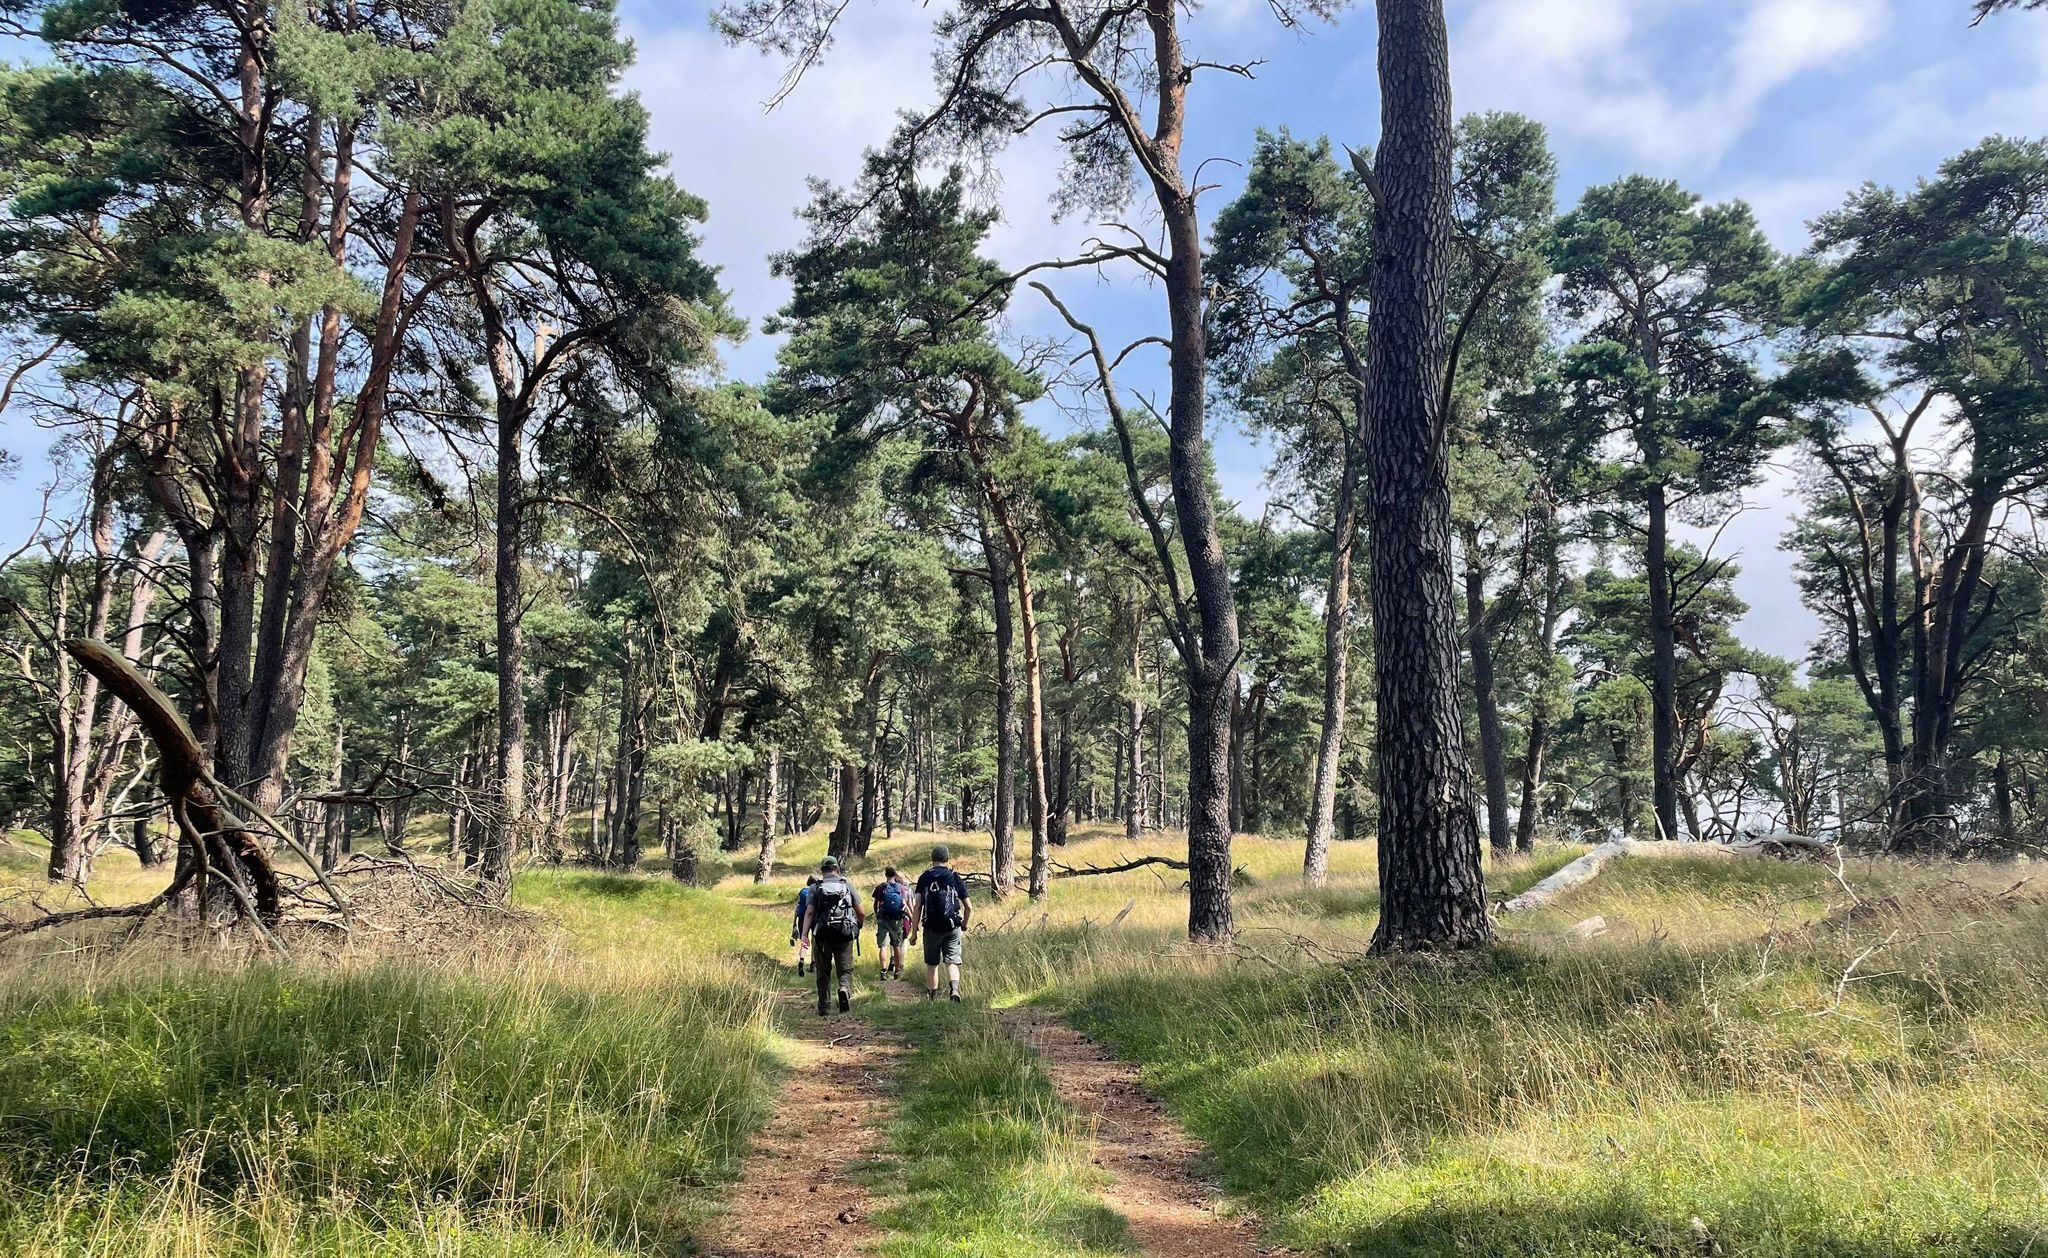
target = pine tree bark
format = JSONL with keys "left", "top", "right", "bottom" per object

{"left": 134, "top": 811, "right": 160, "bottom": 868}
{"left": 1645, "top": 480, "right": 1680, "bottom": 842}
{"left": 1126, "top": 606, "right": 1145, "bottom": 843}
{"left": 1363, "top": 0, "right": 1491, "bottom": 952}
{"left": 831, "top": 760, "right": 859, "bottom": 857}
{"left": 481, "top": 313, "right": 526, "bottom": 896}
{"left": 754, "top": 745, "right": 782, "bottom": 882}
{"left": 618, "top": 699, "right": 647, "bottom": 870}
{"left": 1515, "top": 529, "right": 1563, "bottom": 852}
{"left": 971, "top": 476, "right": 1051, "bottom": 898}
{"left": 322, "top": 719, "right": 346, "bottom": 871}
{"left": 979, "top": 519, "right": 1018, "bottom": 895}
{"left": 1462, "top": 525, "right": 1513, "bottom": 853}
{"left": 1304, "top": 445, "right": 1358, "bottom": 884}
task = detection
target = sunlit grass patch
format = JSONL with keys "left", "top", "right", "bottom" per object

{"left": 932, "top": 849, "right": 2048, "bottom": 1257}
{"left": 864, "top": 998, "right": 1128, "bottom": 1258}
{"left": 0, "top": 870, "right": 781, "bottom": 1257}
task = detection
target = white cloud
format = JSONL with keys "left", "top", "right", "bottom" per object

{"left": 1452, "top": 0, "right": 1889, "bottom": 174}
{"left": 622, "top": 12, "right": 930, "bottom": 374}
{"left": 1732, "top": 0, "right": 1880, "bottom": 93}
{"left": 1715, "top": 172, "right": 1861, "bottom": 249}
{"left": 1851, "top": 15, "right": 2048, "bottom": 164}
{"left": 625, "top": 8, "right": 1133, "bottom": 378}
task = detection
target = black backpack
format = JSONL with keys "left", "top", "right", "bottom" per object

{"left": 813, "top": 876, "right": 859, "bottom": 941}
{"left": 921, "top": 872, "right": 962, "bottom": 931}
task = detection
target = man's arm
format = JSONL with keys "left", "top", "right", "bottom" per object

{"left": 908, "top": 892, "right": 923, "bottom": 938}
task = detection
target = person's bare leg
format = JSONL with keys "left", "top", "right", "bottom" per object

{"left": 946, "top": 962, "right": 961, "bottom": 996}
{"left": 926, "top": 961, "right": 940, "bottom": 996}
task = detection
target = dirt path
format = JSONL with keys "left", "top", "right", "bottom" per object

{"left": 702, "top": 986, "right": 906, "bottom": 1258}
{"left": 994, "top": 1003, "right": 1282, "bottom": 1258}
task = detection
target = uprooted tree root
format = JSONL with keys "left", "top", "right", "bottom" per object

{"left": 0, "top": 638, "right": 525, "bottom": 958}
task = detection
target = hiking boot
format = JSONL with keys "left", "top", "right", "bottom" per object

{"left": 949, "top": 991, "right": 961, "bottom": 1002}
{"left": 837, "top": 990, "right": 851, "bottom": 1013}
{"left": 817, "top": 1003, "right": 829, "bottom": 1017}
{"left": 923, "top": 988, "right": 936, "bottom": 1001}
{"left": 796, "top": 961, "right": 805, "bottom": 976}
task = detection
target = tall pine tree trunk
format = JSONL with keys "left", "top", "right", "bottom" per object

{"left": 1462, "top": 524, "right": 1513, "bottom": 853}
{"left": 1515, "top": 531, "right": 1563, "bottom": 852}
{"left": 1304, "top": 445, "right": 1358, "bottom": 884}
{"left": 1363, "top": 0, "right": 1490, "bottom": 952}
{"left": 831, "top": 760, "right": 858, "bottom": 857}
{"left": 754, "top": 746, "right": 782, "bottom": 883}
{"left": 980, "top": 519, "right": 1017, "bottom": 895}
{"left": 1645, "top": 479, "right": 1680, "bottom": 842}
{"left": 483, "top": 373, "right": 525, "bottom": 895}
{"left": 975, "top": 482, "right": 1051, "bottom": 899}
{"left": 1126, "top": 608, "right": 1145, "bottom": 843}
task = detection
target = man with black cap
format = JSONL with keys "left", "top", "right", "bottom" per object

{"left": 908, "top": 844, "right": 972, "bottom": 1001}
{"left": 802, "top": 855, "right": 865, "bottom": 1015}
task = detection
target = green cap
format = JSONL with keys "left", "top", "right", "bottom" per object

{"left": 819, "top": 855, "right": 840, "bottom": 871}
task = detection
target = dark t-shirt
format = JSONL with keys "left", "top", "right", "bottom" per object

{"left": 914, "top": 866, "right": 970, "bottom": 930}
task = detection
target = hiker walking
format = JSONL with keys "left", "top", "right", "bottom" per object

{"left": 790, "top": 874, "right": 820, "bottom": 976}
{"left": 803, "top": 856, "right": 865, "bottom": 1015}
{"left": 872, "top": 866, "right": 911, "bottom": 979}
{"left": 909, "top": 844, "right": 971, "bottom": 1001}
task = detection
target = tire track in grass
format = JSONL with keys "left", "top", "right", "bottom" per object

{"left": 994, "top": 1002, "right": 1286, "bottom": 1258}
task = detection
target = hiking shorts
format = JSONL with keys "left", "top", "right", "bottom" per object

{"left": 922, "top": 927, "right": 963, "bottom": 967}
{"left": 876, "top": 917, "right": 906, "bottom": 947}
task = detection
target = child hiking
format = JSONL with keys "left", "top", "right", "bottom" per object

{"left": 909, "top": 844, "right": 971, "bottom": 1001}
{"left": 802, "top": 856, "right": 865, "bottom": 1015}
{"left": 790, "top": 874, "right": 820, "bottom": 976}
{"left": 872, "top": 866, "right": 911, "bottom": 979}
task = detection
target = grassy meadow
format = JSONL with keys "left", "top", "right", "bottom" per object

{"left": 3, "top": 820, "right": 2046, "bottom": 1255}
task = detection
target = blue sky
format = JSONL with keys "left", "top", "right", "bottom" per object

{"left": 4, "top": 0, "right": 2044, "bottom": 663}
{"left": 609, "top": 0, "right": 2046, "bottom": 662}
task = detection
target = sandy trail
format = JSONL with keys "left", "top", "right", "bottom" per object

{"left": 702, "top": 986, "right": 906, "bottom": 1258}
{"left": 994, "top": 1002, "right": 1284, "bottom": 1258}
{"left": 712, "top": 968, "right": 1277, "bottom": 1258}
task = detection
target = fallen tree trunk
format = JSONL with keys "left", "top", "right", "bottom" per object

{"left": 1726, "top": 833, "right": 1838, "bottom": 860}
{"left": 2, "top": 641, "right": 288, "bottom": 943}
{"left": 1499, "top": 833, "right": 1832, "bottom": 915}
{"left": 1499, "top": 839, "right": 1634, "bottom": 913}
{"left": 1050, "top": 854, "right": 1191, "bottom": 879}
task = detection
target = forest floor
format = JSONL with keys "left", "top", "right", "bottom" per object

{"left": 3, "top": 822, "right": 2047, "bottom": 1256}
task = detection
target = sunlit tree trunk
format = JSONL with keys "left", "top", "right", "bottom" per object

{"left": 1364, "top": 0, "right": 1491, "bottom": 952}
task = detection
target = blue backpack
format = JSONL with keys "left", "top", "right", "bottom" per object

{"left": 877, "top": 881, "right": 906, "bottom": 920}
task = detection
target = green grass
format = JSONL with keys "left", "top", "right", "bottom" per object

{"left": 0, "top": 868, "right": 783, "bottom": 1256}
{"left": 8, "top": 819, "right": 2048, "bottom": 1256}
{"left": 968, "top": 852, "right": 2048, "bottom": 1257}
{"left": 862, "top": 996, "right": 1130, "bottom": 1257}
